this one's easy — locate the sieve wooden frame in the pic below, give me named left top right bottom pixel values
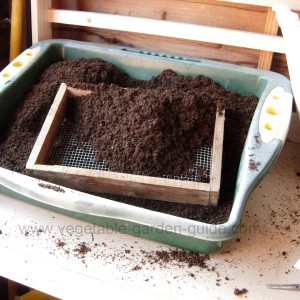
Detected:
left=26, top=83, right=225, bottom=206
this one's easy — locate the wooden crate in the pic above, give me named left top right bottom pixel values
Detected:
left=26, top=83, right=225, bottom=206
left=31, top=0, right=300, bottom=78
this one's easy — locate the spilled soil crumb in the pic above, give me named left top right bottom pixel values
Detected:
left=73, top=242, right=91, bottom=259
left=56, top=240, right=66, bottom=248
left=234, top=288, right=248, bottom=295
left=131, top=265, right=142, bottom=271
left=55, top=239, right=210, bottom=272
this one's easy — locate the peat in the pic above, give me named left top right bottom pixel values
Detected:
left=66, top=75, right=222, bottom=178
left=0, top=58, right=258, bottom=224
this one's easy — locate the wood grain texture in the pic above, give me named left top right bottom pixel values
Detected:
left=31, top=0, right=52, bottom=43
left=52, top=25, right=260, bottom=68
left=52, top=0, right=268, bottom=32
left=26, top=83, right=68, bottom=167
left=218, top=0, right=300, bottom=10
left=257, top=8, right=279, bottom=70
left=48, top=9, right=285, bottom=53
left=29, top=164, right=213, bottom=205
left=50, top=0, right=268, bottom=68
left=46, top=1, right=299, bottom=75
left=209, top=110, right=225, bottom=205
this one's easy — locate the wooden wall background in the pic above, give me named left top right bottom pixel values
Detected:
left=50, top=0, right=300, bottom=78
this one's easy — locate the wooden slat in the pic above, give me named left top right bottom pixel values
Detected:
left=26, top=84, right=93, bottom=168
left=52, top=25, right=260, bottom=68
left=33, top=1, right=300, bottom=77
left=29, top=164, right=212, bottom=205
left=52, top=0, right=268, bottom=32
left=218, top=0, right=300, bottom=10
left=31, top=0, right=52, bottom=43
left=26, top=83, right=68, bottom=167
left=209, top=111, right=225, bottom=205
left=257, top=8, right=279, bottom=70
left=50, top=0, right=267, bottom=68
left=275, top=5, right=300, bottom=124
left=48, top=9, right=286, bottom=53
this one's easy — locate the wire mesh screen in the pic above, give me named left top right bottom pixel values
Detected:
left=48, top=120, right=109, bottom=171
left=47, top=119, right=212, bottom=182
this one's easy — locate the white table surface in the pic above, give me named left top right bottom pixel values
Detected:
left=0, top=141, right=299, bottom=300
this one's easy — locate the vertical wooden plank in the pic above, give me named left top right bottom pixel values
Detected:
left=26, top=83, right=68, bottom=167
left=257, top=8, right=279, bottom=70
left=31, top=0, right=52, bottom=44
left=209, top=110, right=225, bottom=206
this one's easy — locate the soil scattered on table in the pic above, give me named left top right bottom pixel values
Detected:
left=131, top=265, right=142, bottom=271
left=141, top=249, right=209, bottom=268
left=54, top=237, right=210, bottom=271
left=234, top=288, right=248, bottom=295
left=0, top=58, right=258, bottom=224
left=56, top=240, right=66, bottom=248
left=73, top=241, right=91, bottom=259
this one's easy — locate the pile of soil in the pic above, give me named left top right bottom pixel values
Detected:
left=0, top=58, right=258, bottom=224
left=67, top=73, right=223, bottom=177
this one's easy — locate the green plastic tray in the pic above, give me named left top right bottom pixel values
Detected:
left=0, top=40, right=293, bottom=253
